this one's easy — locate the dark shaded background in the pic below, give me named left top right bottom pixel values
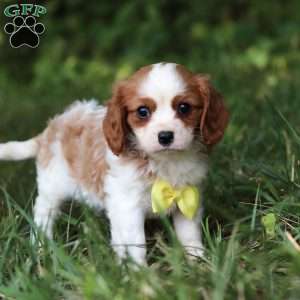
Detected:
left=1, top=1, right=299, bottom=97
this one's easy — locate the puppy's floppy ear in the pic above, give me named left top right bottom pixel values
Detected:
left=195, top=75, right=229, bottom=146
left=103, top=83, right=128, bottom=156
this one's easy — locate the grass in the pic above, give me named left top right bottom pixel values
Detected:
left=0, top=56, right=300, bottom=299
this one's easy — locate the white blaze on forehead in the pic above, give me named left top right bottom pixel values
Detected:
left=138, top=63, right=186, bottom=102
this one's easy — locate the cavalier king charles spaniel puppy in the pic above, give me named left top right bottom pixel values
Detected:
left=0, top=62, right=229, bottom=265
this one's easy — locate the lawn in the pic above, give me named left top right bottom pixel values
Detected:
left=0, top=2, right=300, bottom=299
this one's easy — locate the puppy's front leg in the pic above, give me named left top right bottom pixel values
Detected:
left=173, top=210, right=204, bottom=259
left=106, top=193, right=146, bottom=265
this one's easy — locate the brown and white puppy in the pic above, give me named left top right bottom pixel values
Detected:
left=0, top=63, right=229, bottom=265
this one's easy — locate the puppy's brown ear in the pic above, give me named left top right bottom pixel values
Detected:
left=103, top=83, right=128, bottom=156
left=195, top=76, right=229, bottom=146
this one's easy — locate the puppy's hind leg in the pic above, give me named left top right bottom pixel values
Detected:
left=32, top=153, right=76, bottom=242
left=32, top=193, right=63, bottom=240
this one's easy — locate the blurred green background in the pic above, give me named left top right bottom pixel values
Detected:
left=1, top=0, right=299, bottom=101
left=0, top=1, right=300, bottom=299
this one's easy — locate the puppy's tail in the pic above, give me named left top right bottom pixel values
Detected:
left=0, top=138, right=39, bottom=161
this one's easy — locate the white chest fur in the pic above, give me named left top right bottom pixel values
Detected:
left=148, top=149, right=208, bottom=187
left=103, top=148, right=208, bottom=215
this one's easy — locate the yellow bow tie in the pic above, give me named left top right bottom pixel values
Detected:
left=151, top=179, right=200, bottom=219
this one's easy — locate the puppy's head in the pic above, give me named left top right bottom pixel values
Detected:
left=103, top=63, right=229, bottom=156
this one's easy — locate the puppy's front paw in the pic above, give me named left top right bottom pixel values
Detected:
left=184, top=245, right=204, bottom=260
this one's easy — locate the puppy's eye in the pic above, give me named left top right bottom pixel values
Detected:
left=177, top=102, right=191, bottom=115
left=137, top=106, right=151, bottom=119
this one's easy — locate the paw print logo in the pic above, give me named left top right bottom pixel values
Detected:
left=4, top=16, right=45, bottom=48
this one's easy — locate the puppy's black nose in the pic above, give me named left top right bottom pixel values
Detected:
left=158, top=131, right=174, bottom=146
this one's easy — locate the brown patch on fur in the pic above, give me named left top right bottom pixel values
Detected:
left=176, top=64, right=229, bottom=146
left=103, top=65, right=153, bottom=156
left=195, top=76, right=229, bottom=146
left=102, top=91, right=127, bottom=157
left=172, top=93, right=203, bottom=128
left=127, top=97, right=156, bottom=128
left=126, top=97, right=157, bottom=113
left=37, top=123, right=58, bottom=167
left=38, top=104, right=108, bottom=197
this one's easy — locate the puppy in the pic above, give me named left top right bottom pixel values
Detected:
left=0, top=63, right=229, bottom=265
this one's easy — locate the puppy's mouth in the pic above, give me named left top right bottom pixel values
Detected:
left=156, top=148, right=178, bottom=153
left=153, top=145, right=188, bottom=153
